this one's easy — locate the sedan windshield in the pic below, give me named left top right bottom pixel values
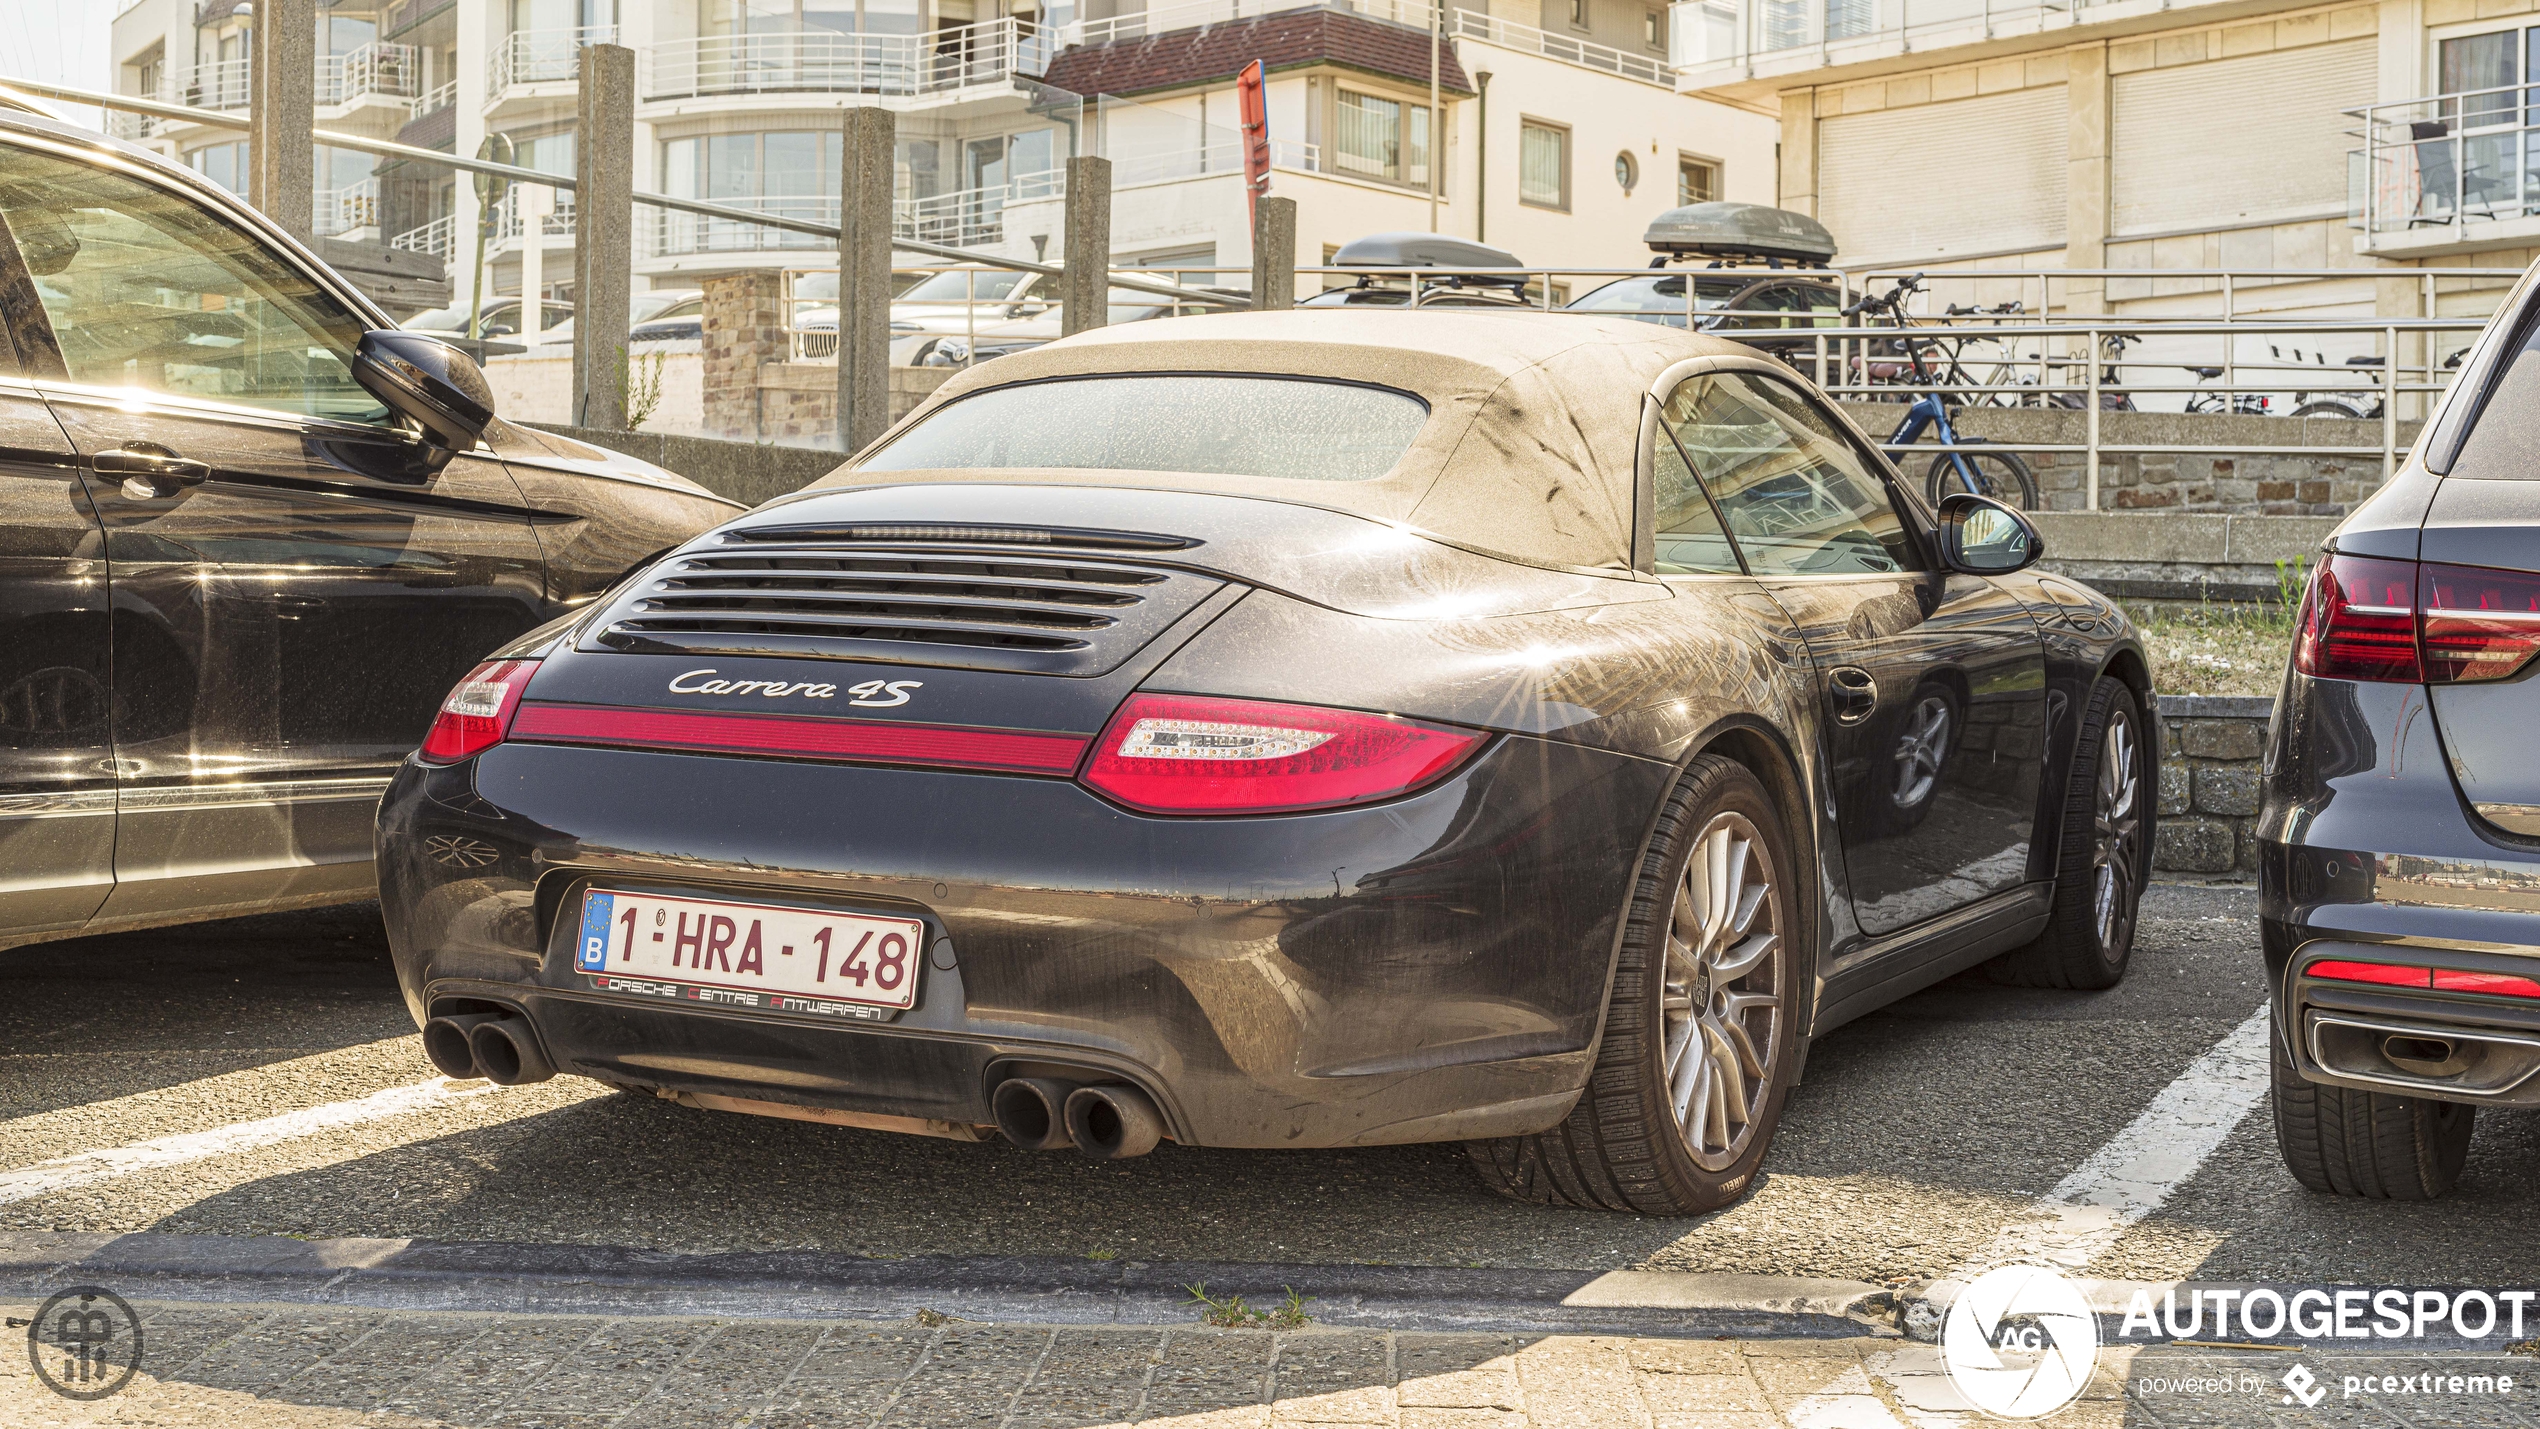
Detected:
left=857, top=375, right=1429, bottom=482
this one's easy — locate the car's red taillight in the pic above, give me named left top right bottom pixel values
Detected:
left=2306, top=958, right=2540, bottom=999
left=418, top=659, right=538, bottom=763
left=2293, top=554, right=2540, bottom=685
left=2294, top=554, right=2421, bottom=682
left=2420, top=561, right=2540, bottom=684
left=1078, top=693, right=1485, bottom=815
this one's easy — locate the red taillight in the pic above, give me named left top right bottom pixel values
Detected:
left=2307, top=958, right=2540, bottom=999
left=2420, top=562, right=2540, bottom=684
left=2431, top=969, right=2540, bottom=998
left=508, top=703, right=1088, bottom=775
left=1079, top=693, right=1485, bottom=815
left=2295, top=554, right=2421, bottom=682
left=418, top=660, right=538, bottom=763
left=2293, top=554, right=2540, bottom=686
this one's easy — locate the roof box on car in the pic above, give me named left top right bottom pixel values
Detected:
left=1330, top=231, right=1527, bottom=273
left=1643, top=202, right=1838, bottom=265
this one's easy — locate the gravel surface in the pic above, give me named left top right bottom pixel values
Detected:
left=5, top=884, right=2536, bottom=1290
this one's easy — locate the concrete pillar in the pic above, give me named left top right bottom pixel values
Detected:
left=1776, top=88, right=1816, bottom=217
left=572, top=44, right=636, bottom=431
left=1060, top=156, right=1112, bottom=336
left=837, top=105, right=896, bottom=454
left=1250, top=196, right=1296, bottom=310
left=251, top=0, right=315, bottom=239
left=701, top=271, right=786, bottom=442
left=2065, top=41, right=2110, bottom=316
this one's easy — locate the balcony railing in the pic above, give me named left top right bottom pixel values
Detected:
left=391, top=213, right=456, bottom=257
left=1064, top=0, right=1434, bottom=48
left=492, top=190, right=578, bottom=247
left=896, top=168, right=1065, bottom=246
left=1446, top=10, right=1673, bottom=86
left=315, top=178, right=382, bottom=237
left=2348, top=87, right=2540, bottom=238
left=166, top=58, right=254, bottom=112
left=319, top=42, right=421, bottom=106
left=641, top=19, right=1053, bottom=101
left=489, top=24, right=617, bottom=100
left=651, top=195, right=839, bottom=257
left=413, top=78, right=458, bottom=118
left=1670, top=0, right=2111, bottom=77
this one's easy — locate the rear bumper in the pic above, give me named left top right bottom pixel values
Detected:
left=2258, top=672, right=2540, bottom=1105
left=377, top=733, right=1668, bottom=1147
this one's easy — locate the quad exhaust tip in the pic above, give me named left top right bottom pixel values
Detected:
left=422, top=1012, right=556, bottom=1086
left=991, top=1077, right=1079, bottom=1151
left=1064, top=1084, right=1164, bottom=1160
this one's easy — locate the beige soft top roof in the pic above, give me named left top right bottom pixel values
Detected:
left=840, top=309, right=1753, bottom=573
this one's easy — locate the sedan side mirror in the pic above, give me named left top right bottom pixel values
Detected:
left=352, top=330, right=496, bottom=461
left=1937, top=492, right=2043, bottom=574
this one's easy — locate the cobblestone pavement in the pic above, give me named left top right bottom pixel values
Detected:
left=6, top=1301, right=2536, bottom=1429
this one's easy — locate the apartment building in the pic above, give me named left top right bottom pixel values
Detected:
left=1668, top=0, right=2535, bottom=322
left=107, top=0, right=1773, bottom=313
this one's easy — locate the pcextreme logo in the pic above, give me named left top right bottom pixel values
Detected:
left=1941, top=1265, right=2103, bottom=1419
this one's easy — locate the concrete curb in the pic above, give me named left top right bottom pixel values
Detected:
left=0, top=1232, right=1897, bottom=1340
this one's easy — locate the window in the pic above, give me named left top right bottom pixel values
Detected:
left=1614, top=150, right=1638, bottom=194
left=860, top=375, right=1429, bottom=482
left=1659, top=372, right=1920, bottom=576
left=2433, top=28, right=2540, bottom=216
left=661, top=130, right=840, bottom=217
left=1519, top=120, right=1569, bottom=210
left=1333, top=90, right=1430, bottom=188
left=1652, top=429, right=1742, bottom=574
left=1568, top=0, right=1588, bottom=28
left=0, top=142, right=389, bottom=425
left=1678, top=155, right=1720, bottom=206
left=187, top=140, right=249, bottom=195
left=1645, top=9, right=1662, bottom=47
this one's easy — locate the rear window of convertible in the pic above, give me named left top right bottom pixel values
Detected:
left=855, top=374, right=1429, bottom=482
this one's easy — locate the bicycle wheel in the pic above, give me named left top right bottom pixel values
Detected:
left=1927, top=439, right=2039, bottom=510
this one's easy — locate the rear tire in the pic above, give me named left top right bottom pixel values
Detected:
left=1925, top=441, right=2039, bottom=510
left=1988, top=677, right=2149, bottom=989
left=1466, top=755, right=1798, bottom=1216
left=2271, top=1011, right=2472, bottom=1199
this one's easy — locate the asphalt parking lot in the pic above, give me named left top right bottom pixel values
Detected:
left=6, top=881, right=2540, bottom=1290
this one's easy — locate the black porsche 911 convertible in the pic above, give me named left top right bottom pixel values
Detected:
left=377, top=310, right=2154, bottom=1216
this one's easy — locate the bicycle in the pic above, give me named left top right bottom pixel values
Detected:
left=2183, top=365, right=2271, bottom=415
left=1844, top=276, right=2041, bottom=510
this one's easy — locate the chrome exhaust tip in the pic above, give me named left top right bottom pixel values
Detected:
left=991, top=1078, right=1079, bottom=1151
left=1064, top=1084, right=1164, bottom=1160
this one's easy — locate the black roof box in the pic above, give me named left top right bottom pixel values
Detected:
left=1643, top=202, right=1838, bottom=264
left=1330, top=231, right=1526, bottom=271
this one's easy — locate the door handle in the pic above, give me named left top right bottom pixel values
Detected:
left=1828, top=666, right=1879, bottom=725
left=94, top=442, right=211, bottom=499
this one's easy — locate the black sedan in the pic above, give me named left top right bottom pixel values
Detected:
left=377, top=310, right=2155, bottom=1215
left=2261, top=260, right=2540, bottom=1200
left=0, top=110, right=737, bottom=954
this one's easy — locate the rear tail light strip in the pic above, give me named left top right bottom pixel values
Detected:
left=2296, top=553, right=2540, bottom=685
left=509, top=703, right=1090, bottom=776
left=2307, top=957, right=2540, bottom=1000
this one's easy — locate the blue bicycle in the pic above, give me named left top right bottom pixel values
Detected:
left=1846, top=276, right=2041, bottom=510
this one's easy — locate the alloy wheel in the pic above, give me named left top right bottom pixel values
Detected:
left=1660, top=813, right=1782, bottom=1171
left=2092, top=711, right=2143, bottom=952
left=1891, top=695, right=1951, bottom=808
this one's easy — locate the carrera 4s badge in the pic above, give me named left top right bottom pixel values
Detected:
left=667, top=669, right=922, bottom=707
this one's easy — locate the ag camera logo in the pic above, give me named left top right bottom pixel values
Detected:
left=1942, top=1265, right=2102, bottom=1419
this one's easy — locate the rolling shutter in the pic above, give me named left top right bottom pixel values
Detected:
left=2111, top=40, right=2375, bottom=234
left=1818, top=85, right=2068, bottom=264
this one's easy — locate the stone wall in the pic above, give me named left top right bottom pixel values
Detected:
left=2032, top=511, right=2334, bottom=602
left=1837, top=403, right=2418, bottom=517
left=2152, top=694, right=2271, bottom=878
left=700, top=272, right=790, bottom=441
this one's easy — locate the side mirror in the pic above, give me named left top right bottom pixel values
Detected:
left=1938, top=492, right=2043, bottom=574
left=353, top=330, right=495, bottom=458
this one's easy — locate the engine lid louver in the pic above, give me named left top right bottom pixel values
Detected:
left=584, top=544, right=1226, bottom=676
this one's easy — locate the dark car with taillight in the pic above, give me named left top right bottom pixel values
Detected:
left=2263, top=260, right=2540, bottom=1200
left=378, top=309, right=2155, bottom=1215
left=0, top=111, right=737, bottom=957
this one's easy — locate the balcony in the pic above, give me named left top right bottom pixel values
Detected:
left=489, top=24, right=617, bottom=102
left=413, top=78, right=458, bottom=119
left=649, top=196, right=837, bottom=257
left=165, top=58, right=254, bottom=113
left=640, top=19, right=1053, bottom=103
left=1445, top=9, right=1673, bottom=87
left=316, top=179, right=382, bottom=238
left=319, top=42, right=421, bottom=107
left=2348, top=88, right=2540, bottom=257
left=1668, top=0, right=2250, bottom=92
left=392, top=213, right=457, bottom=258
left=491, top=190, right=578, bottom=251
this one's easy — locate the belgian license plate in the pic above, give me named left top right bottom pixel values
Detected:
left=572, top=889, right=924, bottom=1021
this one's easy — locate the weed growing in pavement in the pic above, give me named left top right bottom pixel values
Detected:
left=2128, top=574, right=2304, bottom=698
left=1185, top=1283, right=1312, bottom=1330
left=1085, top=1249, right=1117, bottom=1261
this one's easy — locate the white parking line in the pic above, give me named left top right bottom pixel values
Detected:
left=0, top=1078, right=504, bottom=1207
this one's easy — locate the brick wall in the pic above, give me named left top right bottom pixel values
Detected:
left=701, top=271, right=789, bottom=441
left=2152, top=694, right=2271, bottom=877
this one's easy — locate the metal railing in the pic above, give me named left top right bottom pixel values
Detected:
left=1060, top=0, right=1437, bottom=47
left=1449, top=9, right=1674, bottom=86
left=391, top=213, right=457, bottom=257
left=318, top=42, right=420, bottom=106
left=896, top=169, right=1064, bottom=246
left=2347, top=86, right=2540, bottom=237
left=412, top=78, right=458, bottom=118
left=1669, top=0, right=2133, bottom=77
left=314, top=178, right=381, bottom=237
left=489, top=24, right=617, bottom=99
left=784, top=264, right=1237, bottom=365
left=641, top=19, right=1053, bottom=101
left=168, top=59, right=254, bottom=111
left=652, top=196, right=838, bottom=256
left=491, top=190, right=577, bottom=248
